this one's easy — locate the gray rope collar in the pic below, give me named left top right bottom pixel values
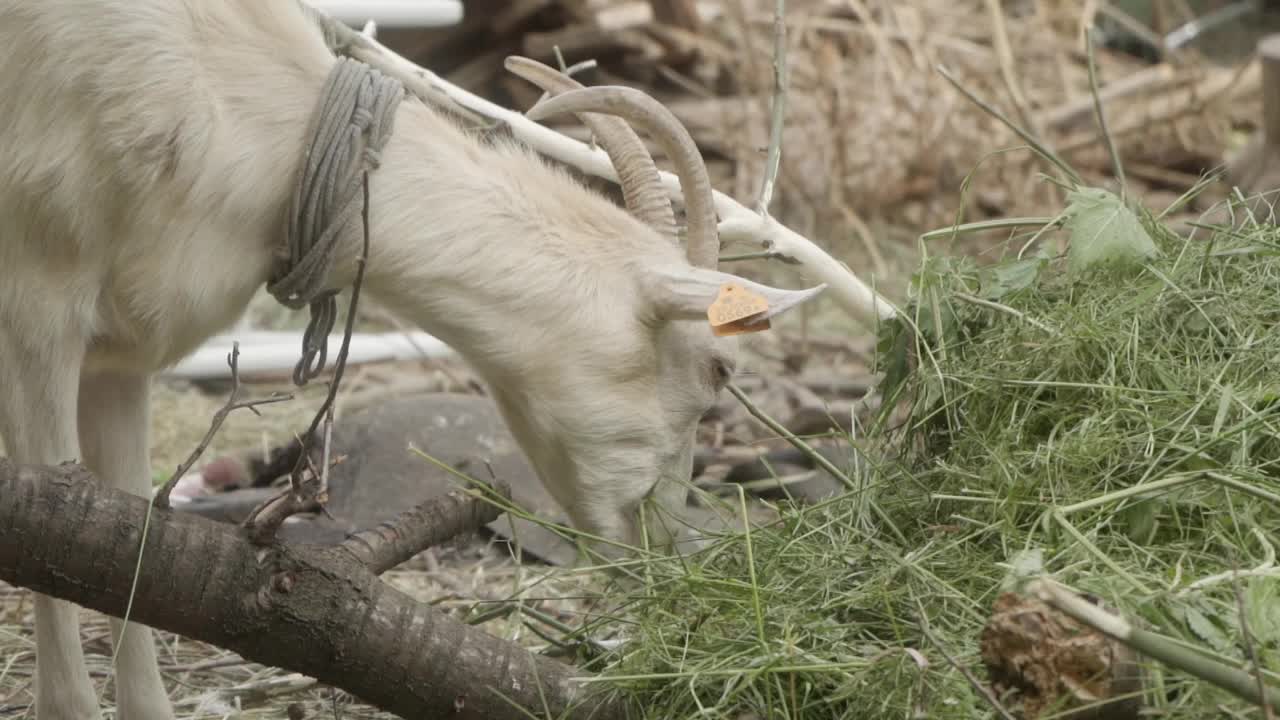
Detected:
left=269, top=55, right=404, bottom=385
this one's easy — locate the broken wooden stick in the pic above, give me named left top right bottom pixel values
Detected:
left=339, top=486, right=507, bottom=574
left=153, top=342, right=292, bottom=510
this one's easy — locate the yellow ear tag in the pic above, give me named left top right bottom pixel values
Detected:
left=707, top=282, right=771, bottom=337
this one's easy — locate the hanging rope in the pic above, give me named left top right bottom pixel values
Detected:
left=269, top=55, right=404, bottom=385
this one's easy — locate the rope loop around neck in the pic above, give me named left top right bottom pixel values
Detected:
left=269, top=55, right=404, bottom=385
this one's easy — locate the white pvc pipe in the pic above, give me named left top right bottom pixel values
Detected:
left=306, top=0, right=463, bottom=28
left=162, top=331, right=455, bottom=380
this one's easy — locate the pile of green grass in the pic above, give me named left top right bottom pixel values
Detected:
left=567, top=191, right=1280, bottom=719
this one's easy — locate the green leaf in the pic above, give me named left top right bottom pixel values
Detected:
left=979, top=257, right=1047, bottom=300
left=1064, top=187, right=1159, bottom=275
left=1245, top=576, right=1280, bottom=645
left=873, top=316, right=914, bottom=420
left=1120, top=500, right=1159, bottom=545
left=1183, top=605, right=1231, bottom=652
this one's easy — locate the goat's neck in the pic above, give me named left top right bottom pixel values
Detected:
left=349, top=100, right=658, bottom=382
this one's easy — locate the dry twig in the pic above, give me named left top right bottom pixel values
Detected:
left=153, top=343, right=292, bottom=510
left=985, top=0, right=1041, bottom=139
left=1086, top=28, right=1125, bottom=194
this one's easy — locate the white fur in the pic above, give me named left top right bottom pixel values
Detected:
left=0, top=2, right=820, bottom=717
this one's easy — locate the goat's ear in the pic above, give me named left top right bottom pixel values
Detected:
left=639, top=264, right=826, bottom=329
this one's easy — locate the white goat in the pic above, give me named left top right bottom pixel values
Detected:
left=0, top=1, right=824, bottom=718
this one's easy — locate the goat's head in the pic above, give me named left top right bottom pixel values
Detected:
left=477, top=58, right=824, bottom=555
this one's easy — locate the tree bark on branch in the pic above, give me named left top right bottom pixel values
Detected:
left=0, top=459, right=621, bottom=720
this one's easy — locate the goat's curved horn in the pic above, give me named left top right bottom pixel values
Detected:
left=524, top=86, right=719, bottom=270
left=505, top=57, right=677, bottom=240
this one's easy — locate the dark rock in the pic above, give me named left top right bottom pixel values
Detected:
left=177, top=393, right=580, bottom=564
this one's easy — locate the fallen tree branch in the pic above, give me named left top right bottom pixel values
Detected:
left=306, top=3, right=895, bottom=326
left=0, top=459, right=620, bottom=720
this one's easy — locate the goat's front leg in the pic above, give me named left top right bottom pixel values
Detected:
left=0, top=333, right=102, bottom=720
left=78, top=372, right=175, bottom=720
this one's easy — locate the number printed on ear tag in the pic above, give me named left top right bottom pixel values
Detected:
left=707, top=283, right=771, bottom=337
